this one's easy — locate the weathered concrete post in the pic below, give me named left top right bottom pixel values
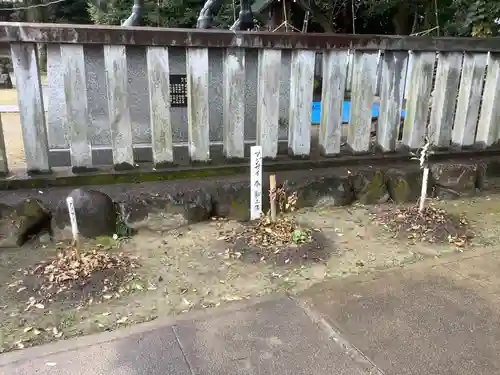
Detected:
left=197, top=0, right=254, bottom=31
left=122, top=0, right=144, bottom=27
left=229, top=0, right=254, bottom=31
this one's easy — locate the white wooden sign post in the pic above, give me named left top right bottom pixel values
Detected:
left=250, top=145, right=263, bottom=220
left=66, top=196, right=80, bottom=247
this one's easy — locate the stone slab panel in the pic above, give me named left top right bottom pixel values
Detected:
left=174, top=297, right=372, bottom=375
left=0, top=326, right=191, bottom=375
left=299, top=265, right=500, bottom=375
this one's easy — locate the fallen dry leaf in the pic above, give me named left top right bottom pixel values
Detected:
left=52, top=327, right=63, bottom=338
left=7, top=280, right=22, bottom=288
left=224, top=295, right=243, bottom=302
left=376, top=204, right=472, bottom=246
left=21, top=247, right=140, bottom=305
left=223, top=215, right=313, bottom=265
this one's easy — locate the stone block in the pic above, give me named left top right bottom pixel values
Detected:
left=0, top=199, right=52, bottom=248
left=55, top=188, right=117, bottom=238
left=211, top=179, right=274, bottom=221
left=351, top=169, right=389, bottom=205
left=475, top=159, right=500, bottom=191
left=385, top=166, right=425, bottom=203
left=283, top=175, right=354, bottom=209
left=430, top=162, right=479, bottom=199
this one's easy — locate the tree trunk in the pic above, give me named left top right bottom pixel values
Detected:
left=392, top=5, right=411, bottom=35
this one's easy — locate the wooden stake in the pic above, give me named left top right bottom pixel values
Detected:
left=419, top=166, right=429, bottom=213
left=269, top=174, right=277, bottom=222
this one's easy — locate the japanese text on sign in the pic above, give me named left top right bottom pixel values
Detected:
left=169, top=74, right=188, bottom=107
left=250, top=146, right=263, bottom=220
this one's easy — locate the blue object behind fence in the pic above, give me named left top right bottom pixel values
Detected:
left=311, top=101, right=406, bottom=124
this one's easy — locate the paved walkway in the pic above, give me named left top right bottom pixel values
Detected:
left=0, top=94, right=48, bottom=113
left=0, top=105, right=21, bottom=113
left=0, top=83, right=48, bottom=113
left=1, top=249, right=500, bottom=375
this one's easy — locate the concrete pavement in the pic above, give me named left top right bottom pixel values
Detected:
left=0, top=296, right=375, bottom=375
left=300, top=253, right=500, bottom=375
left=2, top=249, right=500, bottom=374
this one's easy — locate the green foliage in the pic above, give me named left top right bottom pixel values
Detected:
left=446, top=0, right=500, bottom=36
left=291, top=228, right=311, bottom=244
left=115, top=218, right=136, bottom=238
left=52, top=0, right=92, bottom=24
left=15, top=0, right=500, bottom=37
left=87, top=0, right=135, bottom=25
left=87, top=0, right=237, bottom=28
left=360, top=0, right=500, bottom=36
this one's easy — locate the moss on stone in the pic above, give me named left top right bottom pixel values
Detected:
left=230, top=198, right=251, bottom=221
left=0, top=151, right=436, bottom=192
left=18, top=199, right=47, bottom=218
left=94, top=236, right=119, bottom=247
left=0, top=199, right=53, bottom=247
left=391, top=177, right=411, bottom=203
left=358, top=171, right=388, bottom=205
left=0, top=165, right=249, bottom=191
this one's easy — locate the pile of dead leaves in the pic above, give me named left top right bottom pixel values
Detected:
left=22, top=245, right=140, bottom=304
left=221, top=216, right=328, bottom=265
left=376, top=204, right=472, bottom=246
left=239, top=216, right=311, bottom=249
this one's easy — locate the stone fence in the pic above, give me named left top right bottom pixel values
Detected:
left=0, top=22, right=499, bottom=182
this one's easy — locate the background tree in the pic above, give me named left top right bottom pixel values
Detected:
left=52, top=0, right=91, bottom=24
left=8, top=0, right=500, bottom=37
left=445, top=0, right=500, bottom=36
left=87, top=0, right=236, bottom=28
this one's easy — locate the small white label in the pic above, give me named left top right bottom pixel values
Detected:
left=66, top=197, right=79, bottom=240
left=250, top=145, right=263, bottom=220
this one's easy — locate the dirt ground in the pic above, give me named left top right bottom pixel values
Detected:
left=0, top=77, right=48, bottom=170
left=0, top=88, right=26, bottom=170
left=0, top=194, right=499, bottom=353
left=0, top=87, right=19, bottom=106
left=3, top=113, right=25, bottom=170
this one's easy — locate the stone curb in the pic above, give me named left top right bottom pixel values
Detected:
left=1, top=150, right=500, bottom=191
left=116, top=158, right=494, bottom=224
left=0, top=158, right=496, bottom=245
